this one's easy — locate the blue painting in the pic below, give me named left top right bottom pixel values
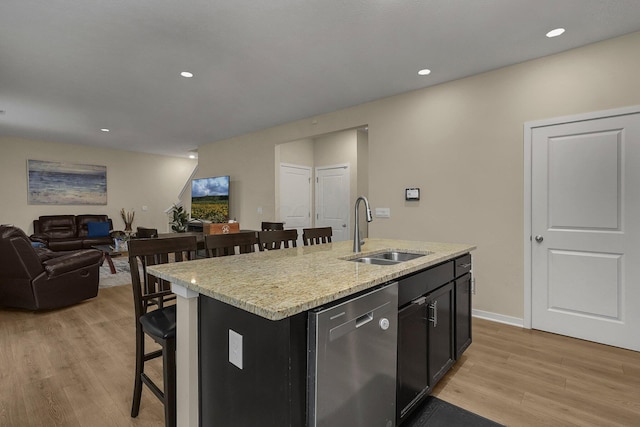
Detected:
left=27, top=160, right=107, bottom=205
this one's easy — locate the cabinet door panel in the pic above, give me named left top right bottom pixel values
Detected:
left=397, top=300, right=428, bottom=420
left=455, top=273, right=472, bottom=358
left=427, top=282, right=454, bottom=388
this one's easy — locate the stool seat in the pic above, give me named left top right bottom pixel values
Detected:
left=140, top=305, right=176, bottom=340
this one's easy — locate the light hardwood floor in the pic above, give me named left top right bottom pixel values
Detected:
left=433, top=318, right=640, bottom=426
left=1, top=284, right=639, bottom=426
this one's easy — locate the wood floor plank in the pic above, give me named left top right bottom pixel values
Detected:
left=22, top=377, right=82, bottom=427
left=434, top=318, right=640, bottom=427
left=1, top=287, right=639, bottom=426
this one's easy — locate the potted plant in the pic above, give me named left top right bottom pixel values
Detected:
left=170, top=204, right=189, bottom=233
left=120, top=208, right=135, bottom=233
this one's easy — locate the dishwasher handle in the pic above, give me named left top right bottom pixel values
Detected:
left=355, top=312, right=373, bottom=328
left=329, top=301, right=392, bottom=341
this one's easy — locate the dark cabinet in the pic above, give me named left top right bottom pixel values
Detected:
left=455, top=272, right=472, bottom=358
left=396, top=281, right=455, bottom=422
left=426, top=282, right=455, bottom=387
left=396, top=254, right=472, bottom=425
left=397, top=298, right=428, bottom=420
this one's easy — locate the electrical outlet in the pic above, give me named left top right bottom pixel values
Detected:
left=229, top=329, right=243, bottom=369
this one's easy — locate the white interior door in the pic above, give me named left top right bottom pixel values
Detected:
left=530, top=111, right=640, bottom=351
left=280, top=164, right=311, bottom=245
left=315, top=165, right=350, bottom=242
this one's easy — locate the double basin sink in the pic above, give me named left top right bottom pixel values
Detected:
left=348, top=250, right=431, bottom=266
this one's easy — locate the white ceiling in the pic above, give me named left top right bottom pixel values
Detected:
left=1, top=1, right=640, bottom=158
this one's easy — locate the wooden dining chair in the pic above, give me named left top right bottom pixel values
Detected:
left=135, top=226, right=158, bottom=238
left=257, top=229, right=298, bottom=251
left=261, top=221, right=284, bottom=231
left=302, top=227, right=333, bottom=246
left=204, top=232, right=258, bottom=257
left=127, top=235, right=198, bottom=427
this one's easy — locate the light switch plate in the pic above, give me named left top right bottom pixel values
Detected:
left=229, top=329, right=243, bottom=369
left=375, top=208, right=391, bottom=218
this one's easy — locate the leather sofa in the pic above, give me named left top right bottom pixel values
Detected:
left=31, top=214, right=115, bottom=251
left=0, top=225, right=103, bottom=310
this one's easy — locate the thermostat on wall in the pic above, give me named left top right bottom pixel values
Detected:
left=405, top=188, right=420, bottom=201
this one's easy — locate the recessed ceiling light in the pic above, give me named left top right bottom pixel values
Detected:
left=546, top=28, right=565, bottom=38
left=180, top=71, right=194, bottom=78
left=418, top=68, right=431, bottom=76
left=189, top=154, right=196, bottom=159
left=100, top=128, right=110, bottom=132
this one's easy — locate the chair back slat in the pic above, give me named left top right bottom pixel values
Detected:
left=302, top=227, right=333, bottom=246
left=257, top=229, right=298, bottom=251
left=204, top=232, right=258, bottom=257
left=128, top=236, right=198, bottom=319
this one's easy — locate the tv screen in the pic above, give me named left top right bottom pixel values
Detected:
left=191, top=175, right=230, bottom=222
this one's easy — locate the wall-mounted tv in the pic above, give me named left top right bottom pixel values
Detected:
left=191, top=175, right=230, bottom=222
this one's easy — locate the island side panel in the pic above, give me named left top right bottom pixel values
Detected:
left=199, top=295, right=307, bottom=426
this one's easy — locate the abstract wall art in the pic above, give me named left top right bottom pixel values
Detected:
left=27, top=160, right=107, bottom=205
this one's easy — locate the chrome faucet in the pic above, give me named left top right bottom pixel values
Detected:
left=353, top=196, right=373, bottom=252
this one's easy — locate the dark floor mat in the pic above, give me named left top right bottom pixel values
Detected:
left=403, top=396, right=504, bottom=427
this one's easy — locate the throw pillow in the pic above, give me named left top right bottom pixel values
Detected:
left=87, top=221, right=110, bottom=237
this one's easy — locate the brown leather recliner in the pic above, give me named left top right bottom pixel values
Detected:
left=0, top=225, right=103, bottom=310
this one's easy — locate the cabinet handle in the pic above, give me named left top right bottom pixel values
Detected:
left=458, top=262, right=471, bottom=269
left=428, top=300, right=438, bottom=327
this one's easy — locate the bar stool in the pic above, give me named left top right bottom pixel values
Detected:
left=302, top=227, right=333, bottom=246
left=204, top=231, right=259, bottom=257
left=128, top=236, right=198, bottom=427
left=257, top=229, right=298, bottom=251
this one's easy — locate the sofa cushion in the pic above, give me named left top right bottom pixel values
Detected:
left=38, top=215, right=76, bottom=239
left=87, top=221, right=110, bottom=237
left=76, top=215, right=110, bottom=237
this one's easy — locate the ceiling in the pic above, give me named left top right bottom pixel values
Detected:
left=2, top=1, right=640, bottom=158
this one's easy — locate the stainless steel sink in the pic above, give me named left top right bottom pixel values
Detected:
left=372, top=251, right=429, bottom=262
left=348, top=251, right=431, bottom=265
left=351, top=257, right=402, bottom=266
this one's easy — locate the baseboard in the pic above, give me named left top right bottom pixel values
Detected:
left=472, top=309, right=524, bottom=328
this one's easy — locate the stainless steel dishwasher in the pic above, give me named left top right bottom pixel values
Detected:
left=308, top=282, right=398, bottom=427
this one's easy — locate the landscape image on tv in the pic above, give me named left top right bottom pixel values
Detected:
left=191, top=176, right=230, bottom=223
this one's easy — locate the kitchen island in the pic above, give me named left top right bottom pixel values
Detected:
left=148, top=238, right=475, bottom=427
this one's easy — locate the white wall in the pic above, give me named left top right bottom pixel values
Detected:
left=278, top=138, right=314, bottom=167
left=194, top=31, right=640, bottom=320
left=1, top=136, right=197, bottom=233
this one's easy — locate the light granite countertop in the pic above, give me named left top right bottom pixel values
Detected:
left=147, top=238, right=475, bottom=321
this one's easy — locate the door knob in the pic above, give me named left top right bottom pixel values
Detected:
left=535, top=235, right=544, bottom=243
